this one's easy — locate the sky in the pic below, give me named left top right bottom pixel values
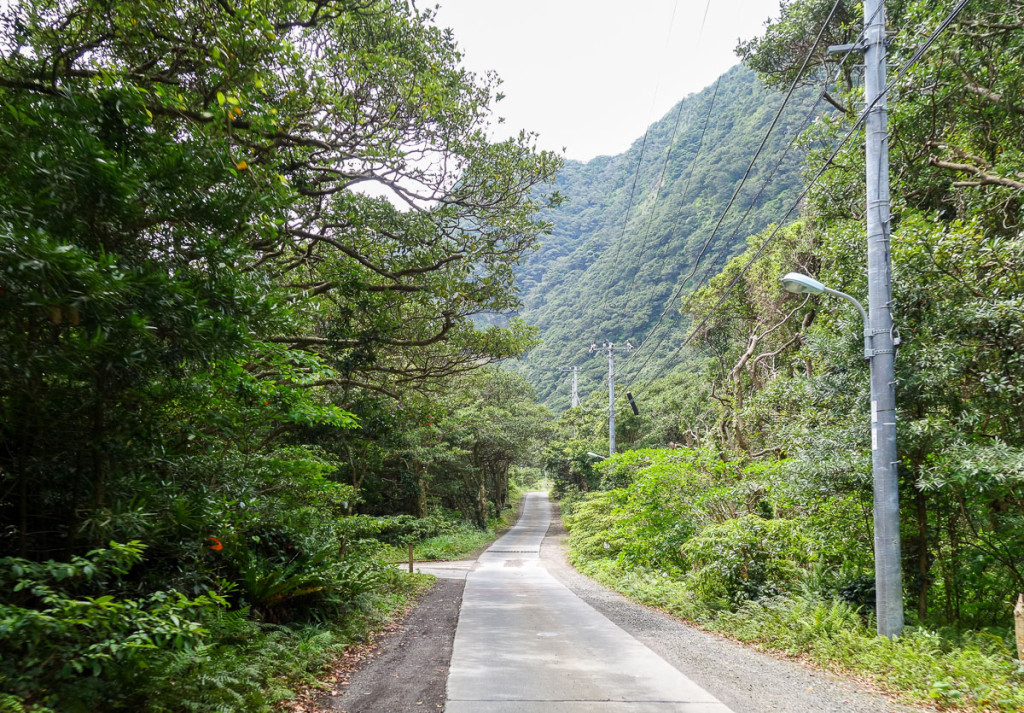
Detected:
left=431, top=0, right=784, bottom=162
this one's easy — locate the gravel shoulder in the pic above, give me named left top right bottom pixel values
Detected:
left=317, top=578, right=463, bottom=713
left=540, top=501, right=928, bottom=713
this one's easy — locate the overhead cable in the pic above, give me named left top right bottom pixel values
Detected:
left=629, top=0, right=973, bottom=396
left=627, top=77, right=721, bottom=292
left=624, top=0, right=846, bottom=380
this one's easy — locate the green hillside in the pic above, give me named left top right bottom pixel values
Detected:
left=519, top=65, right=827, bottom=405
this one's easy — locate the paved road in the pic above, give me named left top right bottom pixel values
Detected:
left=445, top=492, right=734, bottom=713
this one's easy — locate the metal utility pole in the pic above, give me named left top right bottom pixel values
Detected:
left=590, top=341, right=632, bottom=455
left=557, top=366, right=581, bottom=410
left=831, top=0, right=903, bottom=638
left=864, top=0, right=903, bottom=640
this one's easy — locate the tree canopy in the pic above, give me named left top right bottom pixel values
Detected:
left=0, top=3, right=559, bottom=707
left=1, top=0, right=561, bottom=558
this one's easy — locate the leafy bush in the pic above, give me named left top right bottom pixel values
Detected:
left=682, top=515, right=812, bottom=605
left=232, top=547, right=385, bottom=623
left=339, top=513, right=459, bottom=547
left=0, top=542, right=225, bottom=712
left=384, top=497, right=526, bottom=563
left=564, top=490, right=630, bottom=561
left=0, top=540, right=429, bottom=712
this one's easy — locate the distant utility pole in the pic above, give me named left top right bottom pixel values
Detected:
left=830, top=0, right=903, bottom=639
left=569, top=366, right=580, bottom=408
left=589, top=341, right=632, bottom=455
left=558, top=366, right=581, bottom=409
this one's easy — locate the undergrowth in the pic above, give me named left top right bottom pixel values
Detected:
left=0, top=547, right=431, bottom=713
left=571, top=546, right=1024, bottom=712
left=560, top=448, right=1024, bottom=712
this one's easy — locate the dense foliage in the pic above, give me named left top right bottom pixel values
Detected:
left=0, top=0, right=556, bottom=708
left=696, top=0, right=1024, bottom=630
left=549, top=0, right=1024, bottom=709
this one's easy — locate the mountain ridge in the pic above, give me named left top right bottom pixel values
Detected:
left=515, top=64, right=828, bottom=406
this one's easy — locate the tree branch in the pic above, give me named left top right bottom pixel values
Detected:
left=928, top=156, right=1024, bottom=191
left=311, top=377, right=401, bottom=400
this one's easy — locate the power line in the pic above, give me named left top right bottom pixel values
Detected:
left=697, top=0, right=712, bottom=36
left=677, top=73, right=862, bottom=319
left=626, top=0, right=717, bottom=290
left=627, top=77, right=722, bottom=292
left=607, top=0, right=686, bottom=276
left=625, top=0, right=846, bottom=381
left=609, top=0, right=720, bottom=285
left=672, top=3, right=896, bottom=328
left=609, top=131, right=651, bottom=268
left=624, top=0, right=890, bottom=388
left=630, top=0, right=972, bottom=397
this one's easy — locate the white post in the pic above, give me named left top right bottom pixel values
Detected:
left=608, top=344, right=615, bottom=455
left=1014, top=593, right=1023, bottom=660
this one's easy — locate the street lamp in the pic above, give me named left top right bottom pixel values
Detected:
left=781, top=271, right=904, bottom=638
left=586, top=452, right=606, bottom=461
left=780, top=273, right=871, bottom=360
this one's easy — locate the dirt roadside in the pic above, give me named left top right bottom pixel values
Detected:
left=315, top=578, right=464, bottom=713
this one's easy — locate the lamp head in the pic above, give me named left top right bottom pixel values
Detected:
left=780, top=272, right=826, bottom=295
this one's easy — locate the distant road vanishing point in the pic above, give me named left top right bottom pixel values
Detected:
left=445, top=492, right=734, bottom=713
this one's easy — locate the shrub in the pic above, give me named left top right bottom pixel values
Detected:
left=682, top=515, right=812, bottom=604
left=0, top=542, right=225, bottom=711
left=563, top=491, right=630, bottom=562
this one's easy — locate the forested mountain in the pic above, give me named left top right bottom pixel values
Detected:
left=519, top=65, right=830, bottom=405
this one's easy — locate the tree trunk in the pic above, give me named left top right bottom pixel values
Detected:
left=416, top=477, right=428, bottom=518
left=1015, top=593, right=1024, bottom=661
left=916, top=490, right=929, bottom=620
left=475, top=481, right=488, bottom=529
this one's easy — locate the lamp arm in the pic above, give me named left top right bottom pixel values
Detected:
left=822, top=286, right=872, bottom=360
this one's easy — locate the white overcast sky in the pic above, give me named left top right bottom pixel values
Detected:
left=431, top=0, right=783, bottom=161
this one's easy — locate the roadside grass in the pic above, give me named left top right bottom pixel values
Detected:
left=383, top=490, right=527, bottom=564
left=572, top=557, right=1024, bottom=712
left=173, top=570, right=434, bottom=713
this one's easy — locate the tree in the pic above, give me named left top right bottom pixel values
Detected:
left=0, top=0, right=559, bottom=554
left=731, top=0, right=1024, bottom=627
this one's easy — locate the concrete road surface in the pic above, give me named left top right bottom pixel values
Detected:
left=446, top=492, right=734, bottom=712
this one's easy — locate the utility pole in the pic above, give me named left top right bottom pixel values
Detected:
left=589, top=341, right=632, bottom=455
left=864, top=0, right=903, bottom=640
left=831, top=0, right=904, bottom=638
left=558, top=366, right=582, bottom=410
